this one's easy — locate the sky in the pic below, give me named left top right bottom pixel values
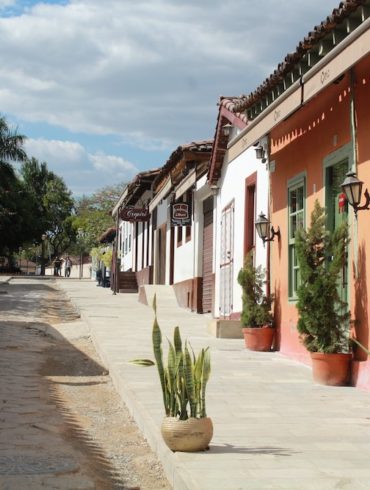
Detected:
left=0, top=0, right=342, bottom=196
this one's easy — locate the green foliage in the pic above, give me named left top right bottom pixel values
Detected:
left=145, top=295, right=211, bottom=420
left=0, top=116, right=28, bottom=256
left=237, top=252, right=273, bottom=327
left=20, top=157, right=74, bottom=257
left=72, top=182, right=126, bottom=251
left=295, top=200, right=350, bottom=353
left=101, top=249, right=112, bottom=269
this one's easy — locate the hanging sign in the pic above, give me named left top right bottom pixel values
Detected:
left=120, top=207, right=150, bottom=222
left=338, top=193, right=347, bottom=213
left=171, top=202, right=191, bottom=226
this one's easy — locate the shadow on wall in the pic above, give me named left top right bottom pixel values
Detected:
left=273, top=282, right=281, bottom=352
left=353, top=243, right=369, bottom=363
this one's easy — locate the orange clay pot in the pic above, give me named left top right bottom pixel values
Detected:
left=310, top=352, right=352, bottom=386
left=242, top=326, right=274, bottom=351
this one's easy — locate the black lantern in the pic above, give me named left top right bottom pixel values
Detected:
left=255, top=145, right=265, bottom=160
left=255, top=212, right=280, bottom=244
left=222, top=123, right=233, bottom=137
left=341, top=171, right=370, bottom=217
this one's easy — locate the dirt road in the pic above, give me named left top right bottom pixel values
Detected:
left=0, top=277, right=171, bottom=490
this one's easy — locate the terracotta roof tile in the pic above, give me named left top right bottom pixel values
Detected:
left=153, top=140, right=213, bottom=190
left=207, top=96, right=248, bottom=184
left=234, top=0, right=367, bottom=113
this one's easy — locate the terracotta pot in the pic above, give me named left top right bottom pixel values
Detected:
left=310, top=352, right=352, bottom=386
left=242, top=326, right=274, bottom=351
left=161, top=417, right=213, bottom=452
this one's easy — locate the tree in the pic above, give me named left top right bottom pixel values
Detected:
left=72, top=182, right=126, bottom=251
left=20, top=157, right=75, bottom=257
left=295, top=200, right=350, bottom=353
left=0, top=116, right=28, bottom=260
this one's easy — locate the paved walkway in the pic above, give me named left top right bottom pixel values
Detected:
left=56, top=279, right=370, bottom=490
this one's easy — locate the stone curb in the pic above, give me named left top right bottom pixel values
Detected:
left=57, top=283, right=201, bottom=490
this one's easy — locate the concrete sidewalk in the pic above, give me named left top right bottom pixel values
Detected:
left=57, top=279, right=370, bottom=490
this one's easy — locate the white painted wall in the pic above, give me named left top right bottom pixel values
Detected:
left=170, top=177, right=213, bottom=285
left=213, top=142, right=269, bottom=317
left=119, top=220, right=133, bottom=271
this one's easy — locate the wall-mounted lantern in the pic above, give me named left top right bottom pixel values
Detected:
left=222, top=123, right=233, bottom=137
left=341, top=171, right=370, bottom=217
left=255, top=145, right=265, bottom=160
left=255, top=212, right=280, bottom=244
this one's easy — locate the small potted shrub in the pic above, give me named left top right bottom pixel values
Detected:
left=237, top=252, right=274, bottom=351
left=132, top=295, right=212, bottom=452
left=295, top=200, right=351, bottom=386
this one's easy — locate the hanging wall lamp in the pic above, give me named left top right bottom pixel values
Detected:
left=341, top=171, right=370, bottom=217
left=255, top=145, right=265, bottom=160
left=222, top=123, right=233, bottom=137
left=255, top=212, right=280, bottom=244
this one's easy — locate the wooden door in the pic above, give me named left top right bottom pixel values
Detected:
left=202, top=197, right=214, bottom=313
left=220, top=201, right=234, bottom=318
left=157, top=224, right=166, bottom=285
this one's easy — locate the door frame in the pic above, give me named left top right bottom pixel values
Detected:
left=219, top=199, right=235, bottom=318
left=323, top=142, right=353, bottom=308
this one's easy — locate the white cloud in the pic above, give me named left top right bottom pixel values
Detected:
left=0, top=0, right=342, bottom=149
left=89, top=152, right=138, bottom=173
left=25, top=138, right=87, bottom=168
left=24, top=137, right=139, bottom=195
left=0, top=0, right=16, bottom=8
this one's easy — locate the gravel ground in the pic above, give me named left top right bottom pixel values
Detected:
left=0, top=278, right=172, bottom=490
left=42, top=333, right=172, bottom=490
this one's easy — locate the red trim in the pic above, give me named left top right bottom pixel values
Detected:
left=220, top=106, right=247, bottom=130
left=208, top=107, right=247, bottom=184
left=244, top=172, right=257, bottom=258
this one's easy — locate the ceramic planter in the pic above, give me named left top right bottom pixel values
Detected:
left=161, top=416, right=213, bottom=452
left=242, top=326, right=274, bottom=351
left=310, top=352, right=352, bottom=386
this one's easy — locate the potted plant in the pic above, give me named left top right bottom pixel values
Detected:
left=295, top=199, right=351, bottom=386
left=132, top=295, right=212, bottom=452
left=237, top=252, right=274, bottom=351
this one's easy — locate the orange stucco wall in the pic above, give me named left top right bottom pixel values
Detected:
left=269, top=53, right=370, bottom=387
left=350, top=54, right=370, bottom=388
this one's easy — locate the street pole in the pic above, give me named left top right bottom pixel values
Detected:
left=113, top=206, right=121, bottom=295
left=40, top=234, right=47, bottom=276
left=79, top=253, right=83, bottom=279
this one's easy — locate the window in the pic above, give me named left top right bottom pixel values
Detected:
left=288, top=177, right=305, bottom=299
left=185, top=190, right=192, bottom=242
left=177, top=226, right=183, bottom=247
left=244, top=172, right=257, bottom=257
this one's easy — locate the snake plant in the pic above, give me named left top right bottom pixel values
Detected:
left=150, top=294, right=211, bottom=420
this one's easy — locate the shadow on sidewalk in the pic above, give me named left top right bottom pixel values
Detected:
left=210, top=443, right=296, bottom=457
left=0, top=319, right=123, bottom=489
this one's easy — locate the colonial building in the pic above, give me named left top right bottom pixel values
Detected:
left=228, top=0, right=370, bottom=388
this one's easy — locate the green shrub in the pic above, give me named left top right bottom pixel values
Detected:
left=237, top=251, right=273, bottom=327
left=295, top=200, right=350, bottom=353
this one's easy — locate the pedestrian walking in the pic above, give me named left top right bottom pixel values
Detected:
left=54, top=257, right=61, bottom=276
left=65, top=256, right=72, bottom=277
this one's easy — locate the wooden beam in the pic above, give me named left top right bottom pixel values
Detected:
left=345, top=17, right=361, bottom=34
left=332, top=29, right=347, bottom=46
left=307, top=49, right=320, bottom=67
left=361, top=5, right=370, bottom=21
left=318, top=38, right=333, bottom=57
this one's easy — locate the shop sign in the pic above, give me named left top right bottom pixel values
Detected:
left=171, top=202, right=191, bottom=226
left=120, top=207, right=149, bottom=222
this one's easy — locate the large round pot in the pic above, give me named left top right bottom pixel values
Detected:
left=242, top=326, right=274, bottom=351
left=161, top=417, right=213, bottom=452
left=310, top=352, right=352, bottom=386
